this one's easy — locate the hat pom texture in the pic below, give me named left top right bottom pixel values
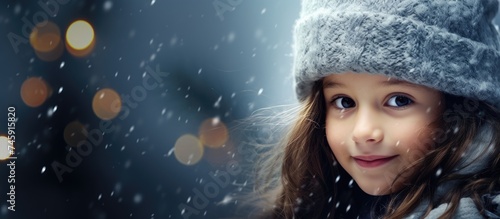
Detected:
left=293, top=0, right=500, bottom=107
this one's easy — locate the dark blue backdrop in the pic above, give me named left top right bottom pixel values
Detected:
left=0, top=1, right=499, bottom=219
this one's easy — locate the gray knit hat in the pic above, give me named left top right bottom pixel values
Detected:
left=293, top=0, right=500, bottom=107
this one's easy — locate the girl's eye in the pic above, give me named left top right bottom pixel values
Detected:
left=387, top=95, right=413, bottom=107
left=333, top=97, right=356, bottom=109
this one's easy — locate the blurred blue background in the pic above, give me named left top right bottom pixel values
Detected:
left=0, top=1, right=499, bottom=219
left=0, top=1, right=300, bottom=218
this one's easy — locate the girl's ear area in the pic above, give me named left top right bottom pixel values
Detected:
left=427, top=92, right=447, bottom=135
left=435, top=91, right=446, bottom=114
left=439, top=92, right=446, bottom=110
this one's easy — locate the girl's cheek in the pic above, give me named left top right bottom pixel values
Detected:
left=417, top=127, right=440, bottom=151
left=405, top=147, right=428, bottom=164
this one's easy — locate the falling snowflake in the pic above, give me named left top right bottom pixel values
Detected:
left=435, top=168, right=442, bottom=177
left=47, top=106, right=58, bottom=117
left=216, top=195, right=233, bottom=205
left=214, top=96, right=222, bottom=108
left=103, top=1, right=113, bottom=11
left=212, top=117, right=220, bottom=126
left=227, top=32, right=236, bottom=43
left=133, top=193, right=143, bottom=204
left=167, top=147, right=174, bottom=156
left=13, top=4, right=21, bottom=15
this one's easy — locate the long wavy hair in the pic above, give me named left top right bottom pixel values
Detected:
left=251, top=79, right=500, bottom=218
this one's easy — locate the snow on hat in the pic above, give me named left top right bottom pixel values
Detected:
left=293, top=0, right=500, bottom=107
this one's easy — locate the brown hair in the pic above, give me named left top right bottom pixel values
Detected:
left=252, top=79, right=500, bottom=218
left=385, top=91, right=500, bottom=218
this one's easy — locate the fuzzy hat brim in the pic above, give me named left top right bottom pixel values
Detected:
left=293, top=9, right=500, bottom=106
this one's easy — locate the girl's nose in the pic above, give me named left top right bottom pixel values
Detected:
left=351, top=108, right=384, bottom=144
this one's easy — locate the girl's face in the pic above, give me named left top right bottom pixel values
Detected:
left=323, top=73, right=443, bottom=195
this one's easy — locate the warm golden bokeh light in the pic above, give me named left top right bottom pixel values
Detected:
left=20, top=77, right=50, bottom=107
left=92, top=88, right=121, bottom=120
left=66, top=20, right=94, bottom=49
left=66, top=20, right=95, bottom=57
left=29, top=21, right=64, bottom=61
left=199, top=117, right=229, bottom=148
left=64, top=121, right=88, bottom=147
left=0, top=136, right=12, bottom=160
left=174, top=134, right=204, bottom=166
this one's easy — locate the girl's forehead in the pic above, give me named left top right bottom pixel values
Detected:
left=323, top=73, right=412, bottom=88
left=324, top=73, right=392, bottom=83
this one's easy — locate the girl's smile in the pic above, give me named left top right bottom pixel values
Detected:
left=323, top=73, right=443, bottom=195
left=352, top=155, right=399, bottom=168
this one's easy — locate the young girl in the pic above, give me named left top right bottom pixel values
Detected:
left=250, top=0, right=500, bottom=218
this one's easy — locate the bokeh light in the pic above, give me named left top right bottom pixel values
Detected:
left=29, top=21, right=64, bottom=61
left=199, top=117, right=229, bottom=148
left=64, top=121, right=88, bottom=147
left=20, top=77, right=51, bottom=107
left=92, top=88, right=121, bottom=120
left=0, top=136, right=12, bottom=160
left=174, top=134, right=204, bottom=166
left=65, top=20, right=95, bottom=57
left=203, top=140, right=235, bottom=168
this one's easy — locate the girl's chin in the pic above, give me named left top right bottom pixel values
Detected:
left=358, top=183, right=401, bottom=196
left=360, top=187, right=389, bottom=196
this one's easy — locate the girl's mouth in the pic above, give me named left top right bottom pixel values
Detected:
left=352, top=155, right=398, bottom=168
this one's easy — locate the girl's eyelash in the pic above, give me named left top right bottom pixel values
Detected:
left=385, top=94, right=415, bottom=109
left=329, top=95, right=356, bottom=110
left=329, top=95, right=343, bottom=104
left=329, top=95, right=340, bottom=105
left=328, top=94, right=415, bottom=109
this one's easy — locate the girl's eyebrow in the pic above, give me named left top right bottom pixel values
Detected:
left=323, top=80, right=344, bottom=89
left=323, top=78, right=420, bottom=89
left=380, top=79, right=420, bottom=88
